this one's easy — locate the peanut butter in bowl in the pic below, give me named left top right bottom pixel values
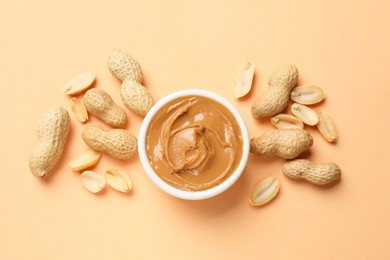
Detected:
left=138, top=89, right=250, bottom=200
left=147, top=95, right=243, bottom=191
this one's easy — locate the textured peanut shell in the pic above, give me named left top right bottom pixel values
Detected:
left=29, top=107, right=70, bottom=178
left=250, top=129, right=313, bottom=159
left=282, top=159, right=341, bottom=185
left=107, top=49, right=153, bottom=116
left=82, top=125, right=137, bottom=160
left=121, top=80, right=153, bottom=116
left=83, top=88, right=127, bottom=127
left=251, top=64, right=298, bottom=119
left=107, top=49, right=142, bottom=82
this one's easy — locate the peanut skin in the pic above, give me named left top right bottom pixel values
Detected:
left=82, top=125, right=137, bottom=160
left=83, top=88, right=127, bottom=127
left=250, top=129, right=313, bottom=159
left=282, top=159, right=341, bottom=185
left=29, top=107, right=70, bottom=178
left=251, top=64, right=298, bottom=119
left=107, top=49, right=153, bottom=116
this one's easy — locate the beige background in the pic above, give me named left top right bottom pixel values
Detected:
left=1, top=0, right=390, bottom=259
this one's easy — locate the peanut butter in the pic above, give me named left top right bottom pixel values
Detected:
left=146, top=95, right=243, bottom=191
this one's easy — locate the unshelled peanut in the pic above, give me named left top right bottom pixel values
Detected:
left=282, top=159, right=341, bottom=185
left=83, top=88, right=127, bottom=127
left=250, top=129, right=313, bottom=159
left=251, top=64, right=298, bottom=119
left=107, top=49, right=153, bottom=116
left=29, top=107, right=70, bottom=178
left=82, top=125, right=137, bottom=160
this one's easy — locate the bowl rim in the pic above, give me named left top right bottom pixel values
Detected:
left=138, top=89, right=250, bottom=200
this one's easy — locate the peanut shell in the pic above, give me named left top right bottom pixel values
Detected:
left=107, top=49, right=142, bottom=82
left=251, top=64, right=298, bottom=119
left=121, top=80, right=153, bottom=116
left=250, top=129, right=313, bottom=159
left=29, top=107, right=70, bottom=178
left=82, top=125, right=137, bottom=160
left=283, top=159, right=341, bottom=185
left=83, top=88, right=127, bottom=127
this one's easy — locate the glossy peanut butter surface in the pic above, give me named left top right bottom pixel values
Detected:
left=146, top=96, right=243, bottom=191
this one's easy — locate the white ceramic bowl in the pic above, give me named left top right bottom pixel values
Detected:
left=138, top=89, right=250, bottom=200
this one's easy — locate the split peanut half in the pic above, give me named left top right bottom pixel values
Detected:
left=291, top=103, right=319, bottom=126
left=317, top=110, right=338, bottom=142
left=250, top=177, right=280, bottom=206
left=290, top=85, right=325, bottom=105
left=234, top=62, right=255, bottom=98
left=70, top=97, right=89, bottom=123
left=63, top=72, right=96, bottom=95
left=80, top=171, right=106, bottom=193
left=105, top=168, right=132, bottom=193
left=68, top=149, right=101, bottom=171
left=271, top=114, right=304, bottom=129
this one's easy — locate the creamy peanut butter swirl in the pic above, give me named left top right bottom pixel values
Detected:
left=146, top=96, right=243, bottom=191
